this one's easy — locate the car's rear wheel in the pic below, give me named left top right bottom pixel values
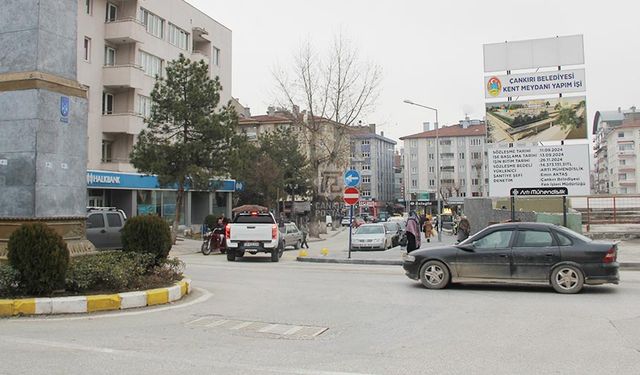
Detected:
left=550, top=265, right=584, bottom=294
left=226, top=251, right=236, bottom=262
left=419, top=260, right=450, bottom=289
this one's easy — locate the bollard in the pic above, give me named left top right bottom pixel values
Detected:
left=321, top=248, right=329, bottom=256
left=298, top=249, right=308, bottom=257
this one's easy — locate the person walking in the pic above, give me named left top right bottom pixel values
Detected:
left=300, top=221, right=310, bottom=249
left=406, top=211, right=422, bottom=253
left=423, top=217, right=433, bottom=243
left=457, top=216, right=471, bottom=243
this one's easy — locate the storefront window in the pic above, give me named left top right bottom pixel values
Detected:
left=136, top=190, right=160, bottom=216
left=160, top=191, right=186, bottom=225
left=212, top=192, right=227, bottom=216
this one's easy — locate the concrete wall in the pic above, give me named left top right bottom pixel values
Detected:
left=464, top=198, right=535, bottom=235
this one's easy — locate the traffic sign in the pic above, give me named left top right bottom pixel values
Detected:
left=343, top=169, right=361, bottom=187
left=343, top=187, right=360, bottom=206
left=510, top=187, right=568, bottom=196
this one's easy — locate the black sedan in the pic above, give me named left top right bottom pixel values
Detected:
left=403, top=222, right=619, bottom=294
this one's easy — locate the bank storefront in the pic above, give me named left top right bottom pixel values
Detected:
left=87, top=170, right=236, bottom=226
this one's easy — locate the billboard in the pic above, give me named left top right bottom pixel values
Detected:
left=485, top=69, right=586, bottom=99
left=488, top=144, right=590, bottom=197
left=486, top=96, right=587, bottom=143
left=484, top=35, right=584, bottom=72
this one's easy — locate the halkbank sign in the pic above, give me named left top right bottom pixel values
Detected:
left=484, top=68, right=586, bottom=99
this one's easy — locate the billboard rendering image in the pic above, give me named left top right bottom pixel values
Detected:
left=485, top=96, right=587, bottom=143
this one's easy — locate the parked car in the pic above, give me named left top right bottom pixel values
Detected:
left=383, top=221, right=402, bottom=247
left=352, top=217, right=366, bottom=228
left=86, top=207, right=127, bottom=250
left=351, top=224, right=394, bottom=251
left=280, top=222, right=303, bottom=249
left=403, top=222, right=619, bottom=294
left=341, top=217, right=352, bottom=226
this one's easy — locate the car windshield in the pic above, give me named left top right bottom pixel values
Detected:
left=554, top=225, right=592, bottom=243
left=356, top=226, right=384, bottom=235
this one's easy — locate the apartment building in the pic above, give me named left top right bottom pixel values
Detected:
left=393, top=149, right=405, bottom=203
left=592, top=107, right=640, bottom=194
left=400, top=118, right=487, bottom=214
left=349, top=124, right=396, bottom=215
left=78, top=0, right=234, bottom=222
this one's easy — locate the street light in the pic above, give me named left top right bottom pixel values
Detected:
left=403, top=99, right=441, bottom=242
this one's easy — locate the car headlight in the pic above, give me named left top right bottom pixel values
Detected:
left=403, top=254, right=415, bottom=262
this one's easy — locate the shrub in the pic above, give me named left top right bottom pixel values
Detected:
left=203, top=214, right=218, bottom=231
left=7, top=223, right=69, bottom=295
left=0, top=264, right=20, bottom=297
left=121, top=215, right=172, bottom=264
left=66, top=252, right=155, bottom=293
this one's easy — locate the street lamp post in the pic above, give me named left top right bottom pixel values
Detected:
left=403, top=99, right=442, bottom=242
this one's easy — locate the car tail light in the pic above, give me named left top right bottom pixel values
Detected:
left=272, top=224, right=278, bottom=239
left=225, top=224, right=230, bottom=239
left=603, top=246, right=617, bottom=264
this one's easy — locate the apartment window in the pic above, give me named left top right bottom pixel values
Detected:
left=212, top=47, right=220, bottom=66
left=620, top=187, right=628, bottom=194
left=362, top=176, right=371, bottom=183
left=439, top=139, right=452, bottom=146
left=168, top=23, right=189, bottom=50
left=139, top=50, right=163, bottom=77
left=459, top=152, right=465, bottom=159
left=429, top=153, right=434, bottom=160
left=441, top=153, right=454, bottom=159
left=362, top=152, right=370, bottom=158
left=428, top=166, right=435, bottom=173
left=458, top=138, right=466, bottom=146
left=472, top=178, right=479, bottom=186
left=362, top=165, right=371, bottom=171
left=459, top=165, right=465, bottom=173
left=429, top=179, right=435, bottom=187
left=137, top=95, right=151, bottom=117
left=471, top=138, right=482, bottom=146
left=620, top=159, right=627, bottom=166
left=618, top=132, right=625, bottom=138
left=411, top=167, right=417, bottom=174
left=85, top=0, right=92, bottom=15
left=102, top=92, right=114, bottom=114
left=410, top=140, right=418, bottom=148
left=460, top=178, right=466, bottom=186
left=472, top=152, right=481, bottom=159
left=411, top=179, right=417, bottom=188
left=619, top=173, right=627, bottom=180
left=101, top=140, right=113, bottom=162
left=83, top=37, right=91, bottom=61
left=362, top=190, right=371, bottom=197
left=105, top=2, right=117, bottom=22
left=410, top=153, right=417, bottom=161
left=139, top=8, right=164, bottom=38
left=104, top=46, right=116, bottom=66
left=361, top=140, right=370, bottom=146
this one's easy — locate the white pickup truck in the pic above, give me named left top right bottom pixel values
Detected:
left=225, top=211, right=284, bottom=262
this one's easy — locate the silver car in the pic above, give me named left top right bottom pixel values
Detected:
left=281, top=222, right=303, bottom=249
left=86, top=207, right=127, bottom=249
left=351, top=224, right=394, bottom=251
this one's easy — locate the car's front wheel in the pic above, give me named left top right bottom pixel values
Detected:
left=550, top=265, right=584, bottom=294
left=419, top=260, right=450, bottom=289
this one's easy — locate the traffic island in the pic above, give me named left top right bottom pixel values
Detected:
left=0, top=279, right=191, bottom=317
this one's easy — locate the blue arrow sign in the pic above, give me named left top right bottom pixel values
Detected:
left=344, top=169, right=361, bottom=187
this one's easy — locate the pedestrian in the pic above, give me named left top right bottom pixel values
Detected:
left=300, top=221, right=310, bottom=249
left=405, top=211, right=422, bottom=253
left=423, top=217, right=433, bottom=243
left=457, top=216, right=471, bottom=243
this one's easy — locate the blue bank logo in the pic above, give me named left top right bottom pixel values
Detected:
left=60, top=96, right=70, bottom=123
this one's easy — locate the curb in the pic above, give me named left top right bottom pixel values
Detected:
left=296, top=257, right=640, bottom=270
left=0, top=279, right=192, bottom=317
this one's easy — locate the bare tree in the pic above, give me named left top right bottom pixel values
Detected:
left=273, top=33, right=382, bottom=205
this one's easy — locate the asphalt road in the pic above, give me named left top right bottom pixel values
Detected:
left=1, top=247, right=639, bottom=375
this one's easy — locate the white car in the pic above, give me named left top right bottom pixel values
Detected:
left=351, top=224, right=394, bottom=251
left=341, top=217, right=352, bottom=226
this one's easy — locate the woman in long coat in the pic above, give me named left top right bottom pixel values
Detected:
left=406, top=211, right=422, bottom=253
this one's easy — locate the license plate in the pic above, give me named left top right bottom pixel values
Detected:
left=244, top=242, right=259, bottom=247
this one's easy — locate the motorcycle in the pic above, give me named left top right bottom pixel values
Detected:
left=201, top=227, right=226, bottom=255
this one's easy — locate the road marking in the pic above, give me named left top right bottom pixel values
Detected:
left=230, top=321, right=253, bottom=330
left=258, top=324, right=281, bottom=333
left=205, top=319, right=229, bottom=327
left=5, top=288, right=212, bottom=323
left=186, top=316, right=328, bottom=339
left=283, top=326, right=304, bottom=335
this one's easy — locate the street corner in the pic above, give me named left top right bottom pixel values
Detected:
left=0, top=279, right=192, bottom=318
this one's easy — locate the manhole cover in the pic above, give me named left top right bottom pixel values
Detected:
left=186, top=316, right=328, bottom=339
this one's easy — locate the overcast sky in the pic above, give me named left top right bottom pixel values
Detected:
left=187, top=0, right=640, bottom=144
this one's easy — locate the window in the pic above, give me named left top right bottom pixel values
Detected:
left=515, top=230, right=554, bottom=248
left=618, top=132, right=625, bottom=138
left=139, top=50, right=163, bottom=77
left=411, top=167, right=417, bottom=174
left=428, top=166, right=435, bottom=173
left=472, top=178, right=479, bottom=186
left=102, top=92, right=114, bottom=114
left=429, top=179, right=435, bottom=186
left=472, top=152, right=482, bottom=159
left=362, top=176, right=371, bottom=183
left=85, top=0, right=92, bottom=15
left=83, top=37, right=91, bottom=61
left=441, top=152, right=454, bottom=159
left=620, top=159, right=627, bottom=166
left=212, top=47, right=220, bottom=66
left=470, top=138, right=482, bottom=146
left=460, top=178, right=466, bottom=186
left=459, top=152, right=465, bottom=159
left=137, top=95, right=151, bottom=117
left=619, top=143, right=634, bottom=151
left=474, top=230, right=513, bottom=249
left=362, top=190, right=371, bottom=197
left=410, top=140, right=418, bottom=148
left=168, top=23, right=189, bottom=50
left=428, top=153, right=434, bottom=160
left=104, top=46, right=116, bottom=66
left=139, top=8, right=164, bottom=38
left=555, top=232, right=573, bottom=246
left=362, top=165, right=371, bottom=170
left=410, top=153, right=417, bottom=161
left=105, top=2, right=117, bottom=22
left=439, top=139, right=452, bottom=146
left=101, top=140, right=113, bottom=162
left=459, top=165, right=466, bottom=173
left=362, top=152, right=370, bottom=158
left=411, top=179, right=417, bottom=188
left=87, top=213, right=105, bottom=229
left=107, top=213, right=122, bottom=228
left=458, top=138, right=466, bottom=146
left=618, top=173, right=627, bottom=180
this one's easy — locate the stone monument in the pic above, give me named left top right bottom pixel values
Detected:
left=0, top=0, right=94, bottom=258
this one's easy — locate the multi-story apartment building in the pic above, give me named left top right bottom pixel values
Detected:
left=400, top=118, right=487, bottom=214
left=79, top=0, right=234, bottom=222
left=393, top=150, right=405, bottom=203
left=348, top=125, right=396, bottom=216
left=592, top=107, right=640, bottom=194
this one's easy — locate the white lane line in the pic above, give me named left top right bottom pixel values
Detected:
left=258, top=324, right=281, bottom=333
left=6, top=287, right=212, bottom=322
left=230, top=321, right=253, bottom=330
left=205, top=319, right=229, bottom=328
left=283, top=326, right=304, bottom=335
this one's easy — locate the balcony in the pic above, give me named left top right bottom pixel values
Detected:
left=619, top=181, right=637, bottom=186
left=102, top=113, right=145, bottom=135
left=105, top=18, right=146, bottom=44
left=103, top=64, right=146, bottom=89
left=191, top=50, right=210, bottom=65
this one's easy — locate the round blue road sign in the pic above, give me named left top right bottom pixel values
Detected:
left=344, top=169, right=361, bottom=187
